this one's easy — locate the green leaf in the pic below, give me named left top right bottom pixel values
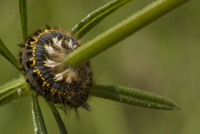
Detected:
left=65, top=0, right=190, bottom=67
left=47, top=102, right=68, bottom=134
left=18, top=0, right=28, bottom=41
left=0, top=39, right=21, bottom=70
left=32, top=94, right=48, bottom=134
left=91, top=84, right=180, bottom=110
left=71, top=0, right=134, bottom=39
left=0, top=77, right=29, bottom=106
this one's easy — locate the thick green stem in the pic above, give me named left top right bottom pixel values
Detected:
left=0, top=77, right=29, bottom=106
left=65, top=0, right=189, bottom=67
left=18, top=0, right=28, bottom=41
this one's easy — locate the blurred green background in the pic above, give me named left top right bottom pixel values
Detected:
left=0, top=0, right=199, bottom=134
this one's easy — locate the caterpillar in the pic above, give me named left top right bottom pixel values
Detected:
left=19, top=27, right=92, bottom=110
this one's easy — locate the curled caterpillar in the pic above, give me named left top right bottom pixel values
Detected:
left=19, top=27, right=92, bottom=110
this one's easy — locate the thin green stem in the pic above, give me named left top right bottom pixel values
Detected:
left=32, top=94, right=48, bottom=134
left=65, top=0, right=189, bottom=67
left=47, top=102, right=68, bottom=134
left=71, top=0, right=134, bottom=39
left=0, top=39, right=21, bottom=70
left=18, top=0, right=28, bottom=41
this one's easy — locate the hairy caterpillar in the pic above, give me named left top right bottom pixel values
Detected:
left=19, top=27, right=92, bottom=110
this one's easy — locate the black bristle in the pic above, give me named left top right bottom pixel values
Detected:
left=46, top=25, right=51, bottom=30
left=19, top=58, right=22, bottom=64
left=18, top=44, right=24, bottom=48
left=28, top=37, right=35, bottom=42
left=19, top=51, right=22, bottom=57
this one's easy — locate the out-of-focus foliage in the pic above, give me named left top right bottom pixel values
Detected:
left=0, top=0, right=199, bottom=134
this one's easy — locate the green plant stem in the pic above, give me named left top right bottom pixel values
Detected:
left=32, top=94, right=48, bottom=134
left=65, top=0, right=189, bottom=67
left=91, top=84, right=180, bottom=110
left=0, top=77, right=28, bottom=106
left=18, top=0, right=28, bottom=41
left=47, top=102, right=68, bottom=134
left=71, top=0, right=134, bottom=39
left=0, top=39, right=21, bottom=70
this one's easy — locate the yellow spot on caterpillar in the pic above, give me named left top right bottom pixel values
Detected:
left=51, top=88, right=57, bottom=92
left=43, top=82, right=49, bottom=87
left=48, top=40, right=51, bottom=46
left=70, top=92, right=75, bottom=95
left=43, top=54, right=48, bottom=60
left=30, top=38, right=38, bottom=45
left=59, top=91, right=64, bottom=94
left=29, top=57, right=36, bottom=67
left=33, top=69, right=41, bottom=74
left=31, top=46, right=37, bottom=53
left=44, top=29, right=50, bottom=33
